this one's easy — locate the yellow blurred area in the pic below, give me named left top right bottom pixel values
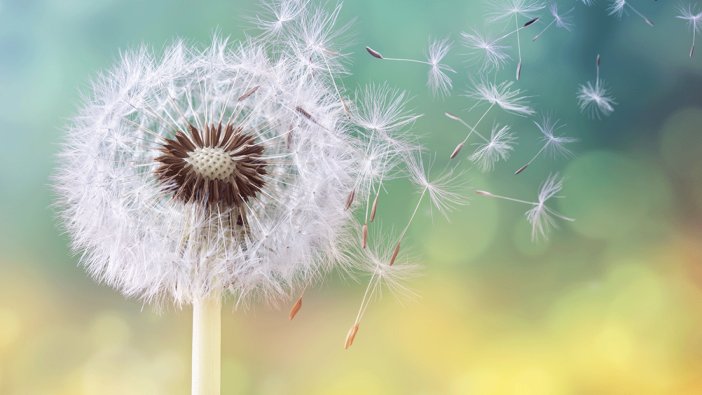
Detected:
left=2, top=233, right=702, bottom=394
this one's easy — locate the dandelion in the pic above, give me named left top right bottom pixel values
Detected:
left=577, top=54, right=616, bottom=118
left=608, top=0, right=654, bottom=27
left=532, top=3, right=574, bottom=41
left=489, top=0, right=545, bottom=79
left=461, top=18, right=539, bottom=71
left=515, top=116, right=577, bottom=174
left=54, top=2, right=426, bottom=390
left=365, top=38, right=455, bottom=96
left=476, top=174, right=574, bottom=240
left=677, top=3, right=702, bottom=58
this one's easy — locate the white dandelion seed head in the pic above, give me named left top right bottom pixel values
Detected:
left=461, top=30, right=511, bottom=71
left=467, top=80, right=535, bottom=116
left=469, top=124, right=516, bottom=172
left=577, top=79, right=616, bottom=118
left=525, top=173, right=573, bottom=241
left=534, top=115, right=577, bottom=157
left=426, top=38, right=455, bottom=97
left=54, top=21, right=412, bottom=306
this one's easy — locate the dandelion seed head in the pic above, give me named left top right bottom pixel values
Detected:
left=54, top=23, right=413, bottom=306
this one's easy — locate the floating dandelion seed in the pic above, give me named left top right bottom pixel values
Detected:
left=608, top=0, right=654, bottom=26
left=489, top=0, right=545, bottom=79
left=345, top=158, right=466, bottom=349
left=461, top=18, right=539, bottom=71
left=533, top=3, right=574, bottom=41
left=445, top=79, right=532, bottom=161
left=469, top=124, right=516, bottom=172
left=677, top=3, right=702, bottom=58
left=577, top=54, right=616, bottom=118
left=515, top=116, right=577, bottom=174
left=477, top=174, right=574, bottom=240
left=344, top=241, right=421, bottom=349
left=365, top=38, right=455, bottom=96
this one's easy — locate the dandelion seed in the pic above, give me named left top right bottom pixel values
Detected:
left=467, top=80, right=535, bottom=116
left=289, top=296, right=303, bottom=320
left=345, top=238, right=420, bottom=349
left=608, top=0, right=654, bottom=26
left=489, top=0, right=545, bottom=79
left=677, top=3, right=702, bottom=58
left=252, top=0, right=308, bottom=37
left=365, top=39, right=455, bottom=96
left=533, top=3, right=574, bottom=41
left=476, top=174, right=574, bottom=240
left=515, top=116, right=577, bottom=174
left=448, top=80, right=533, bottom=157
left=577, top=54, right=616, bottom=118
left=469, top=124, right=516, bottom=172
left=461, top=19, right=539, bottom=71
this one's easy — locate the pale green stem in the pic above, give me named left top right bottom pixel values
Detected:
left=192, top=294, right=222, bottom=395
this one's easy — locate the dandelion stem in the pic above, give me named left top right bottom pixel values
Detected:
left=515, top=15, right=523, bottom=80
left=532, top=19, right=556, bottom=41
left=321, top=51, right=349, bottom=113
left=478, top=191, right=536, bottom=206
left=381, top=57, right=432, bottom=66
left=398, top=188, right=427, bottom=242
left=459, top=104, right=495, bottom=145
left=192, top=294, right=221, bottom=395
left=627, top=4, right=654, bottom=27
left=692, top=27, right=697, bottom=58
left=515, top=144, right=547, bottom=175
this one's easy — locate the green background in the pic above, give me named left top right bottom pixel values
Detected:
left=2, top=0, right=702, bottom=394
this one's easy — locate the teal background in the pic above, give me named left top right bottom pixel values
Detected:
left=1, top=1, right=702, bottom=394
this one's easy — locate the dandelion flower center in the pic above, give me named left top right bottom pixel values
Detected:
left=187, top=147, right=236, bottom=180
left=155, top=123, right=267, bottom=208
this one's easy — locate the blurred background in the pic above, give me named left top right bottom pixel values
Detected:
left=1, top=0, right=702, bottom=394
